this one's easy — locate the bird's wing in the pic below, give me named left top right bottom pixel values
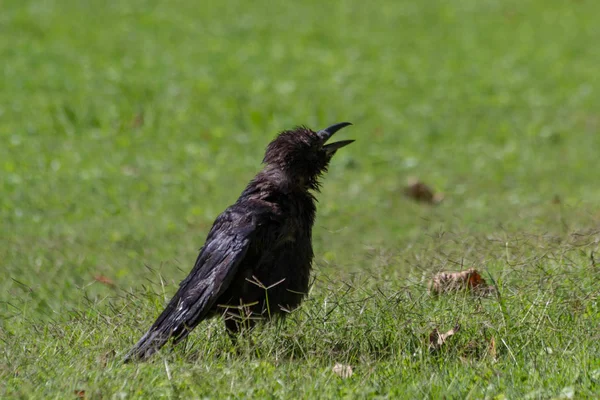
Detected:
left=125, top=203, right=271, bottom=361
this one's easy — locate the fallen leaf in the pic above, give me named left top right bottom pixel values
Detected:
left=429, top=268, right=495, bottom=295
left=429, top=324, right=460, bottom=352
left=403, top=178, right=444, bottom=204
left=488, top=336, right=497, bottom=360
left=332, top=363, right=353, bottom=378
left=74, top=389, right=86, bottom=399
left=94, top=275, right=115, bottom=287
left=552, top=195, right=561, bottom=204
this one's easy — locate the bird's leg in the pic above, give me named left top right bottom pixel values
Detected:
left=224, top=308, right=259, bottom=356
left=224, top=318, right=241, bottom=346
left=224, top=317, right=246, bottom=356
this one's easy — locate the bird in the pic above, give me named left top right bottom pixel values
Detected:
left=124, top=122, right=354, bottom=362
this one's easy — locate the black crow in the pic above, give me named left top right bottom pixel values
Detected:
left=124, top=122, right=354, bottom=361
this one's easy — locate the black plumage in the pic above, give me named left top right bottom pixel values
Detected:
left=124, top=122, right=354, bottom=362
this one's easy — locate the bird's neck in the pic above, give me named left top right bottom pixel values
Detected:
left=243, top=166, right=317, bottom=200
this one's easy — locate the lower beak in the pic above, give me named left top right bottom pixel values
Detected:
left=323, top=139, right=355, bottom=155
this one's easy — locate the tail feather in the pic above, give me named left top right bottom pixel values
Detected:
left=124, top=205, right=255, bottom=362
left=123, top=328, right=173, bottom=362
left=124, top=297, right=192, bottom=362
left=124, top=284, right=217, bottom=362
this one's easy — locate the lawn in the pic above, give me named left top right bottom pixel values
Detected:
left=1, top=0, right=599, bottom=398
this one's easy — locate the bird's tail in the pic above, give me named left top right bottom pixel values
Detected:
left=123, top=296, right=193, bottom=363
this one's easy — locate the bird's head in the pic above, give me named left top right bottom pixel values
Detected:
left=263, top=122, right=354, bottom=190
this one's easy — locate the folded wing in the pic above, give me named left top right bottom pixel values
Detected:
left=124, top=206, right=260, bottom=362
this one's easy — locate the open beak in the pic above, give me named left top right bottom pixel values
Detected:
left=317, top=122, right=354, bottom=154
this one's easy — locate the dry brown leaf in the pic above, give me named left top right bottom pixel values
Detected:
left=429, top=324, right=460, bottom=352
left=552, top=195, right=561, bottom=205
left=74, top=390, right=86, bottom=399
left=332, top=363, right=353, bottom=378
left=94, top=275, right=115, bottom=287
left=403, top=178, right=444, bottom=204
left=488, top=336, right=497, bottom=360
left=429, top=268, right=494, bottom=295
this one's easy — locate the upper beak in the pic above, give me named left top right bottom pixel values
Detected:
left=317, top=122, right=354, bottom=154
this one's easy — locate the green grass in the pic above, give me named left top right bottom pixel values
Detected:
left=1, top=0, right=599, bottom=398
